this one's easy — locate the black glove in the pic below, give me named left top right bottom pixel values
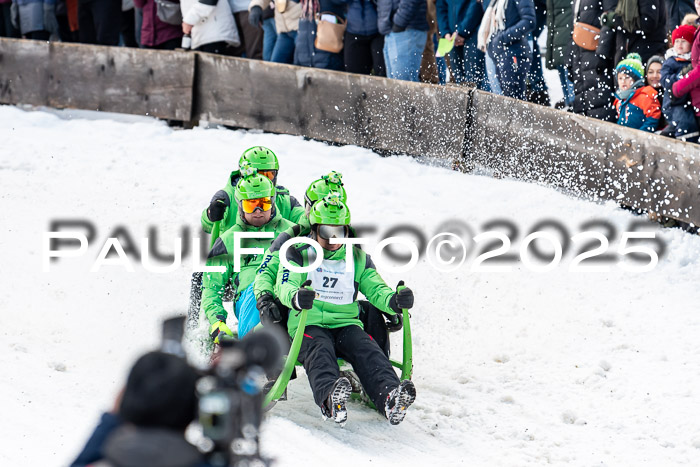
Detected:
left=292, top=280, right=315, bottom=311
left=249, top=6, right=263, bottom=27
left=207, top=190, right=230, bottom=222
left=392, top=23, right=406, bottom=33
left=389, top=281, right=414, bottom=312
left=257, top=293, right=282, bottom=325
left=384, top=312, right=403, bottom=333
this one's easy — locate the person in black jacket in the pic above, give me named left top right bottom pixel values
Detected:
left=666, top=0, right=695, bottom=33
left=71, top=352, right=208, bottom=467
left=568, top=0, right=617, bottom=121
left=600, top=0, right=668, bottom=65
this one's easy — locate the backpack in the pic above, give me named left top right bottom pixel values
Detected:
left=155, top=0, right=183, bottom=25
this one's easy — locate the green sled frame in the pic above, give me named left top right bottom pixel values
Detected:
left=261, top=305, right=413, bottom=410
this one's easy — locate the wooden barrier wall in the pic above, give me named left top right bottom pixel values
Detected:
left=1, top=38, right=698, bottom=225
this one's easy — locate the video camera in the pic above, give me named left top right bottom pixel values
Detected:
left=162, top=316, right=284, bottom=467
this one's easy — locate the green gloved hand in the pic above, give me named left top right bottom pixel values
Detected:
left=210, top=318, right=233, bottom=344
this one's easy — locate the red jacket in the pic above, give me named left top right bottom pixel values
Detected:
left=134, top=0, right=183, bottom=47
left=672, top=21, right=700, bottom=117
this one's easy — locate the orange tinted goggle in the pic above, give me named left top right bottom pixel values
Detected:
left=258, top=170, right=277, bottom=181
left=241, top=197, right=273, bottom=213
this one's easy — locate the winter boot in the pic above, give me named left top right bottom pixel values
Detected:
left=321, top=377, right=352, bottom=424
left=384, top=379, right=416, bottom=425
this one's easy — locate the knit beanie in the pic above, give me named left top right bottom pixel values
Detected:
left=616, top=53, right=644, bottom=81
left=646, top=55, right=664, bottom=74
left=672, top=24, right=696, bottom=45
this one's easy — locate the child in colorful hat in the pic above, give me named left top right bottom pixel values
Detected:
left=660, top=24, right=699, bottom=142
left=614, top=53, right=661, bottom=132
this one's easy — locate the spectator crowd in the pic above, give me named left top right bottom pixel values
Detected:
left=1, top=0, right=699, bottom=141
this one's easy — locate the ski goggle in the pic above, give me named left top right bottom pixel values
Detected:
left=317, top=225, right=348, bottom=240
left=241, top=197, right=273, bottom=214
left=258, top=170, right=277, bottom=181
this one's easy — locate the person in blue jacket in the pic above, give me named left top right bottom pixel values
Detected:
left=377, top=0, right=429, bottom=81
left=436, top=0, right=485, bottom=88
left=486, top=0, right=536, bottom=100
left=295, top=0, right=347, bottom=70
left=341, top=0, right=386, bottom=75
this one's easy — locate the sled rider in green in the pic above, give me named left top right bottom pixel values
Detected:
left=275, top=194, right=417, bottom=425
left=200, top=146, right=305, bottom=238
left=202, top=167, right=296, bottom=343
left=254, top=171, right=347, bottom=325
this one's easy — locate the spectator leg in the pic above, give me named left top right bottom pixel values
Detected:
left=262, top=16, right=277, bottom=61
left=370, top=33, right=385, bottom=77
left=233, top=11, right=263, bottom=59
left=134, top=6, right=142, bottom=47
left=384, top=30, right=427, bottom=82
left=449, top=45, right=466, bottom=84
left=556, top=65, right=575, bottom=107
left=25, top=30, right=51, bottom=40
left=78, top=0, right=97, bottom=44
left=419, top=31, right=438, bottom=83
left=121, top=7, right=137, bottom=47
left=0, top=3, right=20, bottom=38
left=154, top=37, right=181, bottom=50
left=344, top=32, right=373, bottom=75
left=462, top=35, right=486, bottom=90
left=270, top=30, right=296, bottom=64
left=92, top=0, right=121, bottom=45
left=485, top=51, right=502, bottom=95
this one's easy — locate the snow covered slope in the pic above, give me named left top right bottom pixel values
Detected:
left=2, top=105, right=699, bottom=466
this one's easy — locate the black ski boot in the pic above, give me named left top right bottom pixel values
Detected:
left=321, top=377, right=352, bottom=425
left=384, top=379, right=416, bottom=425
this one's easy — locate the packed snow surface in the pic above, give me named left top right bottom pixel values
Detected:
left=2, top=106, right=699, bottom=466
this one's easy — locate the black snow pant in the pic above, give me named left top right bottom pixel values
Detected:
left=343, top=31, right=386, bottom=77
left=78, top=0, right=121, bottom=46
left=297, top=325, right=400, bottom=414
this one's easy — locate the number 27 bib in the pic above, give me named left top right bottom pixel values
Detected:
left=307, top=258, right=355, bottom=305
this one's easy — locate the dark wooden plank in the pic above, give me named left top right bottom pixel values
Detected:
left=468, top=90, right=700, bottom=225
left=193, top=53, right=468, bottom=159
left=46, top=42, right=194, bottom=121
left=0, top=38, right=50, bottom=106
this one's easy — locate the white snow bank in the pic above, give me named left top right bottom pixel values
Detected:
left=1, top=105, right=699, bottom=466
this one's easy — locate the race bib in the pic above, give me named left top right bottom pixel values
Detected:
left=307, top=258, right=355, bottom=305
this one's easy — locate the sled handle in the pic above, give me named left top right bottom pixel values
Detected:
left=263, top=308, right=309, bottom=407
left=210, top=220, right=221, bottom=247
left=397, top=284, right=413, bottom=381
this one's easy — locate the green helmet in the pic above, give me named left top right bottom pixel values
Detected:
left=239, top=146, right=279, bottom=171
left=235, top=167, right=276, bottom=201
left=305, top=171, right=347, bottom=206
left=309, top=192, right=351, bottom=226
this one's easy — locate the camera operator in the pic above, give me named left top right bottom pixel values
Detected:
left=72, top=316, right=280, bottom=467
left=70, top=350, right=208, bottom=467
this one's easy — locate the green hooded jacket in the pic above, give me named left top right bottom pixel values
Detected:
left=200, top=170, right=305, bottom=235
left=254, top=218, right=311, bottom=301
left=276, top=242, right=397, bottom=337
left=201, top=207, right=296, bottom=325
